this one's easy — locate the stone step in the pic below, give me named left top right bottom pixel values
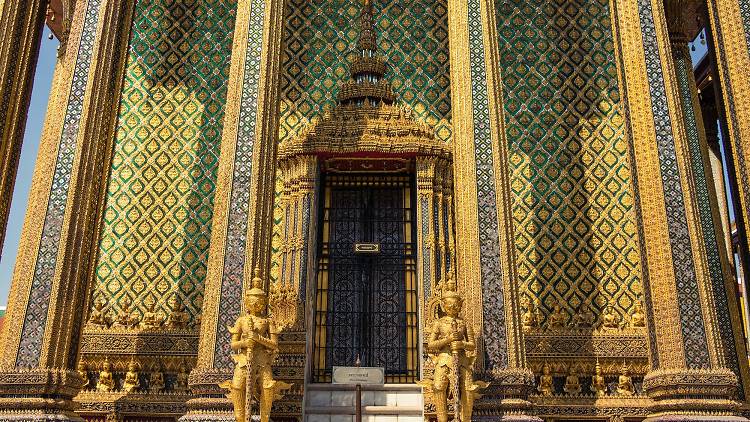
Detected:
left=304, top=384, right=424, bottom=422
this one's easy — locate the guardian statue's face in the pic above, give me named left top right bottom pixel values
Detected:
left=245, top=294, right=266, bottom=316
left=441, top=296, right=462, bottom=317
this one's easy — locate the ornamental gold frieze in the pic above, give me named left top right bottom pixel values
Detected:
left=337, top=80, right=395, bottom=103
left=643, top=368, right=740, bottom=403
left=349, top=56, right=387, bottom=77
left=279, top=104, right=449, bottom=160
left=524, top=332, right=648, bottom=361
left=524, top=397, right=651, bottom=419
left=79, top=328, right=199, bottom=356
left=75, top=390, right=189, bottom=416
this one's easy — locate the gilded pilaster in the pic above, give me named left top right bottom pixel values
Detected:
left=0, top=0, right=47, bottom=261
left=417, top=156, right=455, bottom=326
left=611, top=0, right=746, bottom=417
left=416, top=157, right=438, bottom=308
left=277, top=154, right=318, bottom=331
left=705, top=0, right=750, bottom=287
left=448, top=0, right=537, bottom=418
left=0, top=0, right=134, bottom=418
left=184, top=0, right=286, bottom=420
left=664, top=0, right=750, bottom=402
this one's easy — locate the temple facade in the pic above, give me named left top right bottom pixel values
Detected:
left=1, top=0, right=750, bottom=421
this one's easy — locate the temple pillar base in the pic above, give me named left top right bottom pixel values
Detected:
left=0, top=368, right=84, bottom=422
left=180, top=369, right=234, bottom=422
left=475, top=369, right=542, bottom=422
left=643, top=369, right=747, bottom=422
left=644, top=415, right=748, bottom=422
left=0, top=412, right=84, bottom=422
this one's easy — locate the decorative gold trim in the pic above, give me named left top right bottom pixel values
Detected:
left=611, top=0, right=686, bottom=367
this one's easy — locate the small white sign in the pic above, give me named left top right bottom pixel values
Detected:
left=332, top=366, right=385, bottom=385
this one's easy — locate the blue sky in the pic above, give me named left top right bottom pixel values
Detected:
left=0, top=28, right=717, bottom=307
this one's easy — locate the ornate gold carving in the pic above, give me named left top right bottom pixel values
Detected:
left=525, top=332, right=648, bottom=360
left=165, top=299, right=190, bottom=330
left=571, top=302, right=596, bottom=329
left=563, top=366, right=582, bottom=395
left=616, top=363, right=634, bottom=396
left=87, top=298, right=112, bottom=329
left=141, top=300, right=164, bottom=330
left=629, top=301, right=646, bottom=328
left=78, top=327, right=198, bottom=356
left=278, top=104, right=449, bottom=161
left=122, top=359, right=140, bottom=393
left=522, top=299, right=542, bottom=333
left=149, top=364, right=166, bottom=394
left=113, top=300, right=140, bottom=329
left=97, top=359, right=115, bottom=393
left=591, top=362, right=607, bottom=397
left=599, top=304, right=621, bottom=333
left=537, top=363, right=553, bottom=396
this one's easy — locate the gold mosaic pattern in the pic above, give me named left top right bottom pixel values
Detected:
left=496, top=0, right=642, bottom=321
left=92, top=0, right=236, bottom=321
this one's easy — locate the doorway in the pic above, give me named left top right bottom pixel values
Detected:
left=311, top=173, right=419, bottom=383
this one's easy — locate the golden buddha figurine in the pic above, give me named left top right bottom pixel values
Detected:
left=87, top=298, right=110, bottom=328
left=590, top=362, right=606, bottom=397
left=166, top=299, right=189, bottom=329
left=600, top=304, right=620, bottom=333
left=630, top=302, right=646, bottom=328
left=113, top=300, right=139, bottom=328
left=522, top=299, right=541, bottom=332
left=222, top=269, right=291, bottom=422
left=547, top=301, right=568, bottom=330
left=425, top=278, right=487, bottom=422
left=563, top=365, right=581, bottom=395
left=96, top=358, right=115, bottom=392
left=141, top=300, right=163, bottom=330
left=175, top=362, right=189, bottom=393
left=572, top=302, right=595, bottom=329
left=149, top=365, right=165, bottom=393
left=123, top=359, right=140, bottom=393
left=617, top=363, right=635, bottom=396
left=77, top=361, right=90, bottom=390
left=537, top=363, right=554, bottom=396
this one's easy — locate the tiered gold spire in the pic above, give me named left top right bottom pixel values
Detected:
left=279, top=0, right=443, bottom=159
left=337, top=0, right=395, bottom=106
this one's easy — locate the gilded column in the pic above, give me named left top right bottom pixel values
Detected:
left=664, top=0, right=750, bottom=402
left=705, top=0, right=750, bottom=285
left=0, top=0, right=47, bottom=260
left=701, top=101, right=734, bottom=261
left=0, top=0, right=133, bottom=419
left=448, top=0, right=537, bottom=418
left=183, top=0, right=286, bottom=420
left=612, top=0, right=747, bottom=418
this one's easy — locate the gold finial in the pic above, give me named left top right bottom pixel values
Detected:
left=358, top=0, right=376, bottom=53
left=440, top=272, right=461, bottom=300
left=247, top=267, right=267, bottom=298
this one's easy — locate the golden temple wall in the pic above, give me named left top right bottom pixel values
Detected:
left=0, top=0, right=748, bottom=420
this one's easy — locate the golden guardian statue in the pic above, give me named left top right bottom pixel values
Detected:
left=222, top=269, right=292, bottom=422
left=423, top=277, right=488, bottom=422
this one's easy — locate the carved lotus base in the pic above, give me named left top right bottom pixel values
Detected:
left=0, top=368, right=84, bottom=422
left=0, top=411, right=83, bottom=422
left=644, top=416, right=749, bottom=422
left=643, top=369, right=747, bottom=421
